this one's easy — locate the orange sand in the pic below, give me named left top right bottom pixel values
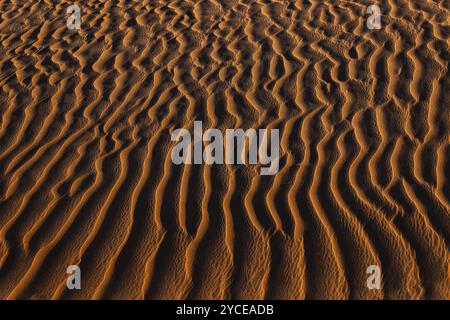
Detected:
left=0, top=0, right=448, bottom=299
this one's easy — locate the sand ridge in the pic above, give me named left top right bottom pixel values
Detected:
left=0, top=0, right=449, bottom=299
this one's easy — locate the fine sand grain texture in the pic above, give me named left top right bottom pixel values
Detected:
left=0, top=0, right=449, bottom=299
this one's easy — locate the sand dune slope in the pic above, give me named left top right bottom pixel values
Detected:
left=0, top=0, right=449, bottom=299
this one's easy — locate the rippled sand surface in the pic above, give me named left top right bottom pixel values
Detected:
left=0, top=0, right=449, bottom=299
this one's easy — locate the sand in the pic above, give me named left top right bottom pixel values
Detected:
left=0, top=0, right=448, bottom=300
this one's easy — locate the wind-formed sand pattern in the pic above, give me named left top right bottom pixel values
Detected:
left=0, top=0, right=448, bottom=299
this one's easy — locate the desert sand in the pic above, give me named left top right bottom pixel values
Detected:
left=0, top=0, right=448, bottom=299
